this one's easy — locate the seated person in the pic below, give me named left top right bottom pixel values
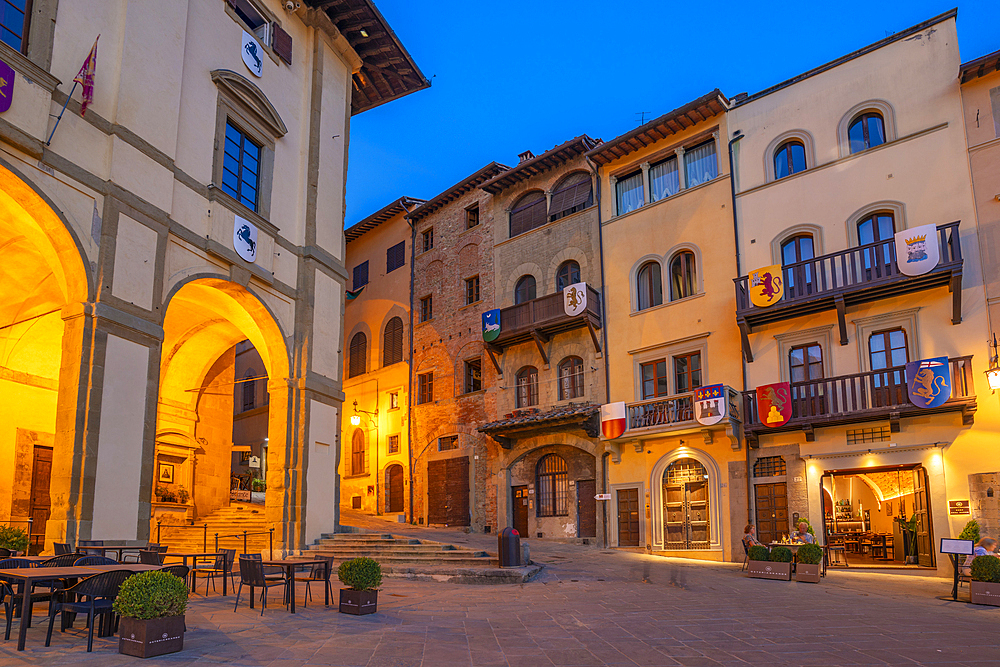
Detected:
left=962, top=537, right=998, bottom=574
left=792, top=522, right=815, bottom=544
left=743, top=524, right=763, bottom=551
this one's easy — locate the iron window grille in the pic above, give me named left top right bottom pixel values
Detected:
left=536, top=454, right=568, bottom=517
left=753, top=456, right=786, bottom=478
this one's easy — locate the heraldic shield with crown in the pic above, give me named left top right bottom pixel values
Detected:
left=894, top=223, right=939, bottom=277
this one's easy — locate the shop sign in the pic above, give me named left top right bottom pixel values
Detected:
left=894, top=224, right=939, bottom=277
left=756, top=382, right=791, bottom=428
left=694, top=384, right=727, bottom=426
left=906, top=356, right=950, bottom=409
left=248, top=456, right=261, bottom=469
left=600, top=402, right=627, bottom=439
left=948, top=500, right=971, bottom=516
left=233, top=215, right=258, bottom=263
left=563, top=282, right=587, bottom=316
left=748, top=264, right=783, bottom=308
left=482, top=309, right=500, bottom=342
left=242, top=31, right=264, bottom=77
left=0, top=60, right=14, bottom=113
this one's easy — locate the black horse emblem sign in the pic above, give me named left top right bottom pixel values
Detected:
left=241, top=31, right=263, bottom=77
left=233, top=216, right=258, bottom=262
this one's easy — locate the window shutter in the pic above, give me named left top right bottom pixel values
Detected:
left=386, top=241, right=405, bottom=272
left=272, top=23, right=292, bottom=65
left=549, top=180, right=592, bottom=218
left=353, top=260, right=369, bottom=289
left=510, top=197, right=547, bottom=237
left=384, top=317, right=403, bottom=366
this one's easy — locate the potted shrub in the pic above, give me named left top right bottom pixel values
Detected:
left=959, top=519, right=980, bottom=545
left=338, top=557, right=381, bottom=615
left=969, top=555, right=1000, bottom=606
left=747, top=545, right=785, bottom=581
left=795, top=543, right=823, bottom=583
left=0, top=526, right=29, bottom=555
left=114, top=571, right=188, bottom=658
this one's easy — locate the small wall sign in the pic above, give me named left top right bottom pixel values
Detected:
left=0, top=60, right=14, bottom=113
left=233, top=215, right=258, bottom=263
left=242, top=31, right=263, bottom=77
left=594, top=493, right=611, bottom=501
left=248, top=455, right=261, bottom=469
left=949, top=499, right=971, bottom=515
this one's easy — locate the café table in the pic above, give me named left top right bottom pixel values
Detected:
left=163, top=552, right=227, bottom=595
left=260, top=558, right=331, bottom=613
left=768, top=541, right=827, bottom=576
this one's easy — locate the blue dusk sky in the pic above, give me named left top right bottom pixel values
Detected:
left=344, top=1, right=997, bottom=226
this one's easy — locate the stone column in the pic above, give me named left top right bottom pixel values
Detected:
left=640, top=162, right=651, bottom=205
left=675, top=147, right=687, bottom=191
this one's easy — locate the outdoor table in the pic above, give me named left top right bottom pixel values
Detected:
left=164, top=552, right=227, bottom=596
left=769, top=541, right=826, bottom=576
left=260, top=558, right=331, bottom=613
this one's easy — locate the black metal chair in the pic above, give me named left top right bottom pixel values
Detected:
left=295, top=556, right=334, bottom=608
left=138, top=550, right=165, bottom=565
left=159, top=564, right=189, bottom=580
left=234, top=556, right=287, bottom=616
left=76, top=540, right=105, bottom=556
left=122, top=543, right=162, bottom=563
left=39, top=554, right=80, bottom=568
left=45, top=570, right=132, bottom=652
left=73, top=556, right=118, bottom=566
left=191, top=552, right=230, bottom=595
left=53, top=543, right=72, bottom=555
left=0, top=558, right=48, bottom=636
left=741, top=540, right=749, bottom=572
left=0, top=548, right=11, bottom=559
left=241, top=552, right=283, bottom=580
left=0, top=579, right=13, bottom=641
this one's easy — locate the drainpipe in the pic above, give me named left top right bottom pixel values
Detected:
left=727, top=130, right=752, bottom=525
left=405, top=202, right=417, bottom=526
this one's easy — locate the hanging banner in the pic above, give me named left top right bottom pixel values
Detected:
left=757, top=382, right=791, bottom=428
left=233, top=215, right=258, bottom=263
left=906, top=356, right=951, bottom=409
left=694, top=384, right=728, bottom=426
left=482, top=309, right=500, bottom=342
left=895, top=224, right=939, bottom=277
left=563, top=282, right=587, bottom=316
left=0, top=60, right=14, bottom=114
left=749, top=265, right=783, bottom=308
left=242, top=31, right=264, bottom=77
left=600, top=402, right=627, bottom=439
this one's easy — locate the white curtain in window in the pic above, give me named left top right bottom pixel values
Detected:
left=649, top=158, right=679, bottom=201
left=616, top=172, right=644, bottom=215
left=685, top=141, right=718, bottom=188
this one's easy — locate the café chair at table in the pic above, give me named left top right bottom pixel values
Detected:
left=123, top=543, right=162, bottom=563
left=0, top=559, right=48, bottom=635
left=138, top=550, right=165, bottom=565
left=241, top=553, right=284, bottom=581
left=53, top=543, right=72, bottom=556
left=73, top=556, right=118, bottom=566
left=234, top=556, right=287, bottom=616
left=159, top=564, right=190, bottom=580
left=39, top=554, right=80, bottom=568
left=76, top=540, right=105, bottom=556
left=45, top=570, right=133, bottom=653
left=0, top=549, right=10, bottom=560
left=295, top=556, right=334, bottom=608
left=191, top=552, right=231, bottom=595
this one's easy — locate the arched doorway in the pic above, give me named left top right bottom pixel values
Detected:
left=385, top=464, right=404, bottom=513
left=662, top=458, right=710, bottom=550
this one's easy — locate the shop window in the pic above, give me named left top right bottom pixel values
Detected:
left=352, top=260, right=369, bottom=290
left=465, top=275, right=480, bottom=305
left=662, top=458, right=709, bottom=549
left=558, top=356, right=584, bottom=400
left=636, top=261, right=663, bottom=311
left=348, top=332, right=367, bottom=378
left=848, top=112, right=886, bottom=153
left=417, top=372, right=434, bottom=404
left=669, top=251, right=696, bottom=301
left=773, top=140, right=807, bottom=179
left=514, top=275, right=536, bottom=304
left=536, top=454, right=568, bottom=517
left=383, top=317, right=403, bottom=366
left=351, top=429, right=367, bottom=475
left=556, top=261, right=581, bottom=291
left=386, top=241, right=406, bottom=273
left=516, top=366, right=538, bottom=408
left=753, top=456, right=786, bottom=477
left=464, top=358, right=482, bottom=394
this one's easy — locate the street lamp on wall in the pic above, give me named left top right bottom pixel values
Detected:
left=351, top=398, right=381, bottom=514
left=986, top=334, right=1000, bottom=392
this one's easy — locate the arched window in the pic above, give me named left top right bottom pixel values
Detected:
left=556, top=260, right=581, bottom=291
left=514, top=275, right=536, bottom=304
left=848, top=112, right=886, bottom=154
left=773, top=140, right=806, bottom=179
left=636, top=261, right=662, bottom=311
left=516, top=366, right=538, bottom=408
left=557, top=356, right=584, bottom=400
left=662, top=458, right=709, bottom=549
left=549, top=172, right=592, bottom=221
left=383, top=317, right=403, bottom=366
left=536, top=454, right=568, bottom=517
left=510, top=191, right=547, bottom=237
left=349, top=332, right=367, bottom=378
left=242, top=369, right=256, bottom=412
left=351, top=429, right=366, bottom=475
left=857, top=211, right=895, bottom=274
left=781, top=234, right=814, bottom=295
left=669, top=251, right=696, bottom=301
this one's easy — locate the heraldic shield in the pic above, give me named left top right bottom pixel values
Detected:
left=906, top=356, right=951, bottom=409
left=894, top=224, right=939, bottom=277
left=482, top=309, right=501, bottom=342
left=601, top=402, right=626, bottom=439
left=694, top=384, right=727, bottom=426
left=757, top=382, right=791, bottom=428
left=749, top=265, right=783, bottom=308
left=564, top=282, right=587, bottom=316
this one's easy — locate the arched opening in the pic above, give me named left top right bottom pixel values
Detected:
left=514, top=275, right=536, bottom=304
left=636, top=261, right=662, bottom=310
left=516, top=366, right=538, bottom=408
left=0, top=165, right=89, bottom=553
left=663, top=457, right=710, bottom=550
left=556, top=260, right=580, bottom=292
left=155, top=278, right=289, bottom=549
left=384, top=463, right=404, bottom=513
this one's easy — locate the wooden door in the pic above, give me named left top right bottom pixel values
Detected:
left=755, top=482, right=788, bottom=545
left=616, top=488, right=640, bottom=547
left=427, top=457, right=470, bottom=526
left=913, top=466, right=934, bottom=567
left=385, top=464, right=404, bottom=513
left=29, top=447, right=52, bottom=554
left=687, top=481, right=709, bottom=547
left=663, top=483, right=685, bottom=547
left=512, top=485, right=529, bottom=537
left=576, top=479, right=596, bottom=538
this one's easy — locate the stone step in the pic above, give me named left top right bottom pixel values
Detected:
left=306, top=547, right=488, bottom=558
left=319, top=533, right=398, bottom=541
left=313, top=538, right=426, bottom=547
left=295, top=553, right=495, bottom=566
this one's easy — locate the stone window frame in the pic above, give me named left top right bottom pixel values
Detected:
left=770, top=224, right=825, bottom=266
left=773, top=325, right=835, bottom=383
left=836, top=99, right=898, bottom=159
left=844, top=200, right=907, bottom=249
left=223, top=0, right=284, bottom=66
left=852, top=308, right=920, bottom=373
left=387, top=434, right=400, bottom=455
left=631, top=333, right=710, bottom=400
left=762, top=130, right=817, bottom=183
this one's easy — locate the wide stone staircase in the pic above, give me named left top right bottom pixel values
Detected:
left=156, top=503, right=273, bottom=555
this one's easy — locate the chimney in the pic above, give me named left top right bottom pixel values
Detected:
left=518, top=150, right=534, bottom=163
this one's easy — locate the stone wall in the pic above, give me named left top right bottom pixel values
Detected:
left=508, top=441, right=597, bottom=539
left=192, top=348, right=235, bottom=519
left=969, top=472, right=1000, bottom=539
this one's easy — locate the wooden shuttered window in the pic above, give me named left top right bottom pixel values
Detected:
left=383, top=317, right=403, bottom=366
left=353, top=260, right=369, bottom=289
left=349, top=332, right=367, bottom=378
left=509, top=192, right=547, bottom=238
left=272, top=23, right=292, bottom=65
left=387, top=241, right=406, bottom=273
left=549, top=173, right=592, bottom=221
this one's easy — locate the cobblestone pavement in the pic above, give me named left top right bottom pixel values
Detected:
left=2, top=527, right=997, bottom=666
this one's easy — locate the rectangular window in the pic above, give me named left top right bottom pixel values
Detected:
left=466, top=204, right=480, bottom=229
left=991, top=86, right=1000, bottom=138
left=789, top=343, right=823, bottom=383
left=352, top=260, right=369, bottom=290
left=464, top=359, right=482, bottom=394
left=673, top=352, right=702, bottom=393
left=615, top=171, right=643, bottom=216
left=386, top=240, right=406, bottom=273
left=417, top=372, right=434, bottom=404
left=222, top=121, right=261, bottom=211
left=421, top=228, right=434, bottom=253
left=641, top=359, right=668, bottom=399
left=438, top=435, right=458, bottom=451
left=387, top=434, right=400, bottom=454
left=0, top=0, right=29, bottom=53
left=465, top=275, right=480, bottom=305
left=684, top=139, right=718, bottom=188
left=389, top=391, right=399, bottom=410
left=649, top=156, right=680, bottom=201
left=419, top=295, right=433, bottom=323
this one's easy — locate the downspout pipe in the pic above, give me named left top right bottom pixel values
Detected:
left=405, top=204, right=417, bottom=525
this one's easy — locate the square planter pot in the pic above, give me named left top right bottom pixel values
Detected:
left=747, top=561, right=791, bottom=581
left=795, top=563, right=821, bottom=583
left=969, top=580, right=1000, bottom=606
left=339, top=589, right=378, bottom=615
left=118, top=615, right=184, bottom=658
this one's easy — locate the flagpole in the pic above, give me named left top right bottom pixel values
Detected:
left=45, top=81, right=78, bottom=146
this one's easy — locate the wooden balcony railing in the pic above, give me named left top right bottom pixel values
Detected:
left=625, top=385, right=740, bottom=435
left=741, top=356, right=976, bottom=445
left=490, top=285, right=602, bottom=351
left=735, top=222, right=963, bottom=361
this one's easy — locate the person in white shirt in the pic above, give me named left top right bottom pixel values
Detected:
left=792, top=522, right=815, bottom=544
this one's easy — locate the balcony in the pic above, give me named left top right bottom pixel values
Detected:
left=741, top=356, right=976, bottom=446
left=735, top=222, right=963, bottom=362
left=487, top=285, right=603, bottom=364
left=622, top=385, right=741, bottom=449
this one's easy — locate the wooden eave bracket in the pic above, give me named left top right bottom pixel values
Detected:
left=962, top=402, right=976, bottom=426
left=585, top=318, right=603, bottom=355
left=489, top=434, right=512, bottom=449
left=834, top=296, right=849, bottom=346
left=739, top=320, right=754, bottom=363
left=889, top=412, right=901, bottom=433
left=530, top=330, right=549, bottom=367
left=802, top=424, right=815, bottom=442
left=951, top=271, right=963, bottom=324
left=582, top=412, right=601, bottom=439
left=486, top=344, right=503, bottom=375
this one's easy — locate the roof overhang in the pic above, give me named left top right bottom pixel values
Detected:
left=346, top=196, right=424, bottom=242
left=480, top=135, right=601, bottom=195
left=408, top=162, right=510, bottom=222
left=961, top=49, right=1000, bottom=83
left=478, top=404, right=600, bottom=447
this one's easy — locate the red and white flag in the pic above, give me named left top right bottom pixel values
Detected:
left=73, top=35, right=99, bottom=115
left=600, top=402, right=627, bottom=440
